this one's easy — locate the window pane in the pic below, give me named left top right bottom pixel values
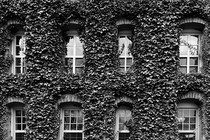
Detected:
left=16, top=58, right=21, bottom=66
left=64, top=110, right=70, bottom=116
left=189, top=110, right=196, bottom=117
left=180, top=45, right=188, bottom=55
left=77, top=124, right=83, bottom=130
left=184, top=118, right=189, bottom=123
left=64, top=133, right=82, bottom=140
left=180, top=58, right=187, bottom=65
left=180, top=66, right=187, bottom=73
left=119, top=133, right=130, bottom=140
left=75, top=58, right=83, bottom=67
left=66, top=37, right=74, bottom=56
left=190, top=118, right=196, bottom=123
left=190, top=124, right=196, bottom=130
left=183, top=124, right=189, bottom=130
left=190, top=58, right=198, bottom=65
left=188, top=35, right=199, bottom=45
left=71, top=117, right=76, bottom=123
left=16, top=117, right=21, bottom=123
left=64, top=117, right=70, bottom=123
left=75, top=67, right=83, bottom=74
left=189, top=46, right=198, bottom=55
left=120, top=58, right=125, bottom=67
left=16, top=124, right=22, bottom=130
left=16, top=46, right=21, bottom=56
left=71, top=124, right=76, bottom=130
left=16, top=133, right=24, bottom=140
left=189, top=66, right=198, bottom=73
left=64, top=124, right=70, bottom=130
left=127, top=58, right=132, bottom=66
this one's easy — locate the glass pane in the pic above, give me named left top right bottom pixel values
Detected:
left=78, top=117, right=83, bottom=123
left=16, top=46, right=21, bottom=56
left=64, top=117, right=70, bottom=123
left=71, top=110, right=76, bottom=116
left=75, top=58, right=83, bottom=66
left=77, top=124, right=83, bottom=130
left=16, top=133, right=24, bottom=140
left=16, top=117, right=21, bottom=123
left=64, top=124, right=70, bottom=130
left=184, top=110, right=189, bottom=117
left=190, top=124, right=196, bottom=130
left=180, top=66, right=187, bottom=73
left=64, top=110, right=70, bottom=116
left=189, top=46, right=198, bottom=55
left=119, top=124, right=124, bottom=130
left=184, top=118, right=189, bottom=123
left=180, top=35, right=187, bottom=46
left=188, top=35, right=199, bottom=45
left=190, top=58, right=198, bottom=65
left=183, top=124, right=189, bottom=130
left=178, top=123, right=182, bottom=130
left=120, top=58, right=125, bottom=67
left=16, top=36, right=22, bottom=45
left=66, top=37, right=74, bottom=56
left=189, top=66, right=198, bottom=73
left=120, top=68, right=125, bottom=72
left=119, top=133, right=130, bottom=140
left=180, top=58, right=187, bottom=65
left=16, top=58, right=21, bottom=66
left=119, top=117, right=125, bottom=123
left=16, top=110, right=22, bottom=116
left=189, top=110, right=196, bottom=116
left=190, top=118, right=196, bottom=123
left=180, top=45, right=188, bottom=55
left=127, top=58, right=132, bottom=66
left=76, top=47, right=83, bottom=56
left=71, top=124, right=76, bottom=130
left=71, top=117, right=76, bottom=123
left=64, top=133, right=82, bottom=140
left=23, top=124, right=26, bottom=130
left=75, top=67, right=83, bottom=74
left=16, top=124, right=22, bottom=130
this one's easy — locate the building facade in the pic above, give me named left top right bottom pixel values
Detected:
left=0, top=0, right=210, bottom=140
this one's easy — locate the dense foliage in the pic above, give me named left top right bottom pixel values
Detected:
left=0, top=0, right=210, bottom=140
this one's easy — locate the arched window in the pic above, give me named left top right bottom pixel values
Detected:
left=60, top=105, right=84, bottom=140
left=7, top=100, right=26, bottom=140
left=115, top=106, right=132, bottom=140
left=179, top=18, right=205, bottom=74
left=177, top=100, right=201, bottom=140
left=10, top=31, right=26, bottom=74
left=65, top=30, right=84, bottom=74
left=117, top=19, right=135, bottom=72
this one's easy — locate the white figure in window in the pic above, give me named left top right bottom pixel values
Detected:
left=19, top=36, right=26, bottom=56
left=118, top=36, right=132, bottom=56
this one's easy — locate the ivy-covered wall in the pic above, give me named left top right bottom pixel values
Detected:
left=0, top=0, right=210, bottom=140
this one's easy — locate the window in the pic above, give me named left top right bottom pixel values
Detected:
left=179, top=30, right=201, bottom=74
left=60, top=106, right=84, bottom=140
left=65, top=30, right=84, bottom=74
left=11, top=108, right=26, bottom=140
left=118, top=30, right=133, bottom=72
left=177, top=101, right=200, bottom=140
left=115, top=107, right=132, bottom=140
left=11, top=31, right=26, bottom=74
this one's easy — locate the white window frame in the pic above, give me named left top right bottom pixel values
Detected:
left=65, top=30, right=83, bottom=74
left=11, top=107, right=26, bottom=140
left=59, top=106, right=84, bottom=140
left=118, top=30, right=133, bottom=72
left=177, top=102, right=200, bottom=140
left=179, top=29, right=202, bottom=74
left=115, top=107, right=131, bottom=140
left=11, top=31, right=26, bottom=74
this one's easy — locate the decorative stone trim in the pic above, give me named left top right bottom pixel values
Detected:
left=6, top=97, right=24, bottom=105
left=6, top=19, right=23, bottom=27
left=116, top=19, right=136, bottom=26
left=115, top=96, right=133, bottom=105
left=180, top=91, right=204, bottom=102
left=57, top=94, right=82, bottom=105
left=180, top=18, right=206, bottom=25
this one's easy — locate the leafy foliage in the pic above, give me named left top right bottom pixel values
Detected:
left=0, top=0, right=210, bottom=140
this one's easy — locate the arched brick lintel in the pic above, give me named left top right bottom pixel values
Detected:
left=115, top=96, right=133, bottom=106
left=57, top=94, right=83, bottom=105
left=179, top=91, right=204, bottom=102
left=6, top=97, right=24, bottom=105
left=180, top=18, right=206, bottom=26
